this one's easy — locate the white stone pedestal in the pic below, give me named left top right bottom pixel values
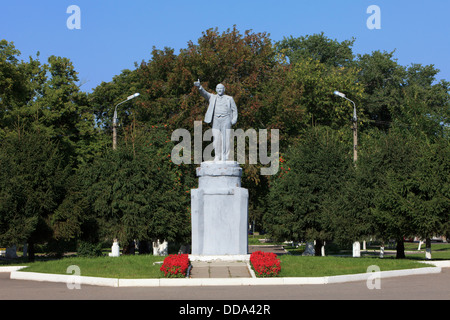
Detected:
left=353, top=241, right=361, bottom=257
left=109, top=240, right=120, bottom=257
left=191, top=161, right=248, bottom=255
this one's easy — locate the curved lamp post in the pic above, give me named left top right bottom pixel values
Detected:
left=334, top=91, right=362, bottom=258
left=109, top=93, right=140, bottom=256
left=112, top=93, right=140, bottom=150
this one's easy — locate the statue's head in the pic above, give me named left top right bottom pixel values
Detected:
left=216, top=83, right=225, bottom=96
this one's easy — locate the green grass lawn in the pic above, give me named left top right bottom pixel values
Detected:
left=17, top=253, right=431, bottom=279
left=277, top=255, right=428, bottom=277
left=21, top=255, right=166, bottom=279
left=403, top=243, right=450, bottom=260
left=284, top=241, right=450, bottom=260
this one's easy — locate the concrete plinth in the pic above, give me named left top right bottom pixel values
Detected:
left=191, top=161, right=248, bottom=255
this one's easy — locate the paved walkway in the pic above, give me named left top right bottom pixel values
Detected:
left=189, top=260, right=252, bottom=278
left=248, top=245, right=288, bottom=255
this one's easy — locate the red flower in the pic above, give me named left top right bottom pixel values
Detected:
left=160, top=254, right=190, bottom=278
left=250, top=251, right=281, bottom=277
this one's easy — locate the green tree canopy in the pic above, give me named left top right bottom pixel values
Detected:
left=0, top=132, right=71, bottom=260
left=0, top=40, right=101, bottom=165
left=276, top=32, right=355, bottom=68
left=264, top=126, right=354, bottom=246
left=55, top=124, right=194, bottom=246
left=357, top=129, right=423, bottom=257
left=403, top=138, right=450, bottom=241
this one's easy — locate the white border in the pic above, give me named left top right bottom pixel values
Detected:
left=5, top=265, right=443, bottom=287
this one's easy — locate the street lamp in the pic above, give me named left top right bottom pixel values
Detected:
left=112, top=93, right=140, bottom=150
left=334, top=91, right=358, bottom=163
left=334, top=91, right=361, bottom=258
left=109, top=92, right=140, bottom=256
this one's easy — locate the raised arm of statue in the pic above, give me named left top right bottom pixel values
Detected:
left=194, top=79, right=211, bottom=101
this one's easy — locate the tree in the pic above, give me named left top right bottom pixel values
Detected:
left=66, top=124, right=194, bottom=250
left=0, top=132, right=71, bottom=260
left=273, top=33, right=365, bottom=141
left=0, top=40, right=46, bottom=140
left=284, top=56, right=364, bottom=130
left=135, top=26, right=283, bottom=131
left=355, top=50, right=450, bottom=138
left=397, top=64, right=450, bottom=139
left=89, top=68, right=141, bottom=131
left=403, top=138, right=450, bottom=258
left=0, top=40, right=106, bottom=257
left=275, top=32, right=355, bottom=68
left=264, top=126, right=354, bottom=254
left=358, top=129, right=422, bottom=258
left=31, top=55, right=101, bottom=165
left=355, top=50, right=405, bottom=129
left=0, top=40, right=101, bottom=166
left=321, top=168, right=374, bottom=248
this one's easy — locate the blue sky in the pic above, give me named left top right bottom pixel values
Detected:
left=1, top=0, right=449, bottom=93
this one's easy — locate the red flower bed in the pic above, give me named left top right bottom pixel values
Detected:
left=250, top=251, right=281, bottom=277
left=160, top=254, right=190, bottom=278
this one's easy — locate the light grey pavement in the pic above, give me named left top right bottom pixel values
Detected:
left=248, top=245, right=289, bottom=255
left=190, top=260, right=252, bottom=279
left=1, top=268, right=449, bottom=300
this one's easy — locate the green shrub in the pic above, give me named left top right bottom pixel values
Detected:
left=77, top=241, right=103, bottom=257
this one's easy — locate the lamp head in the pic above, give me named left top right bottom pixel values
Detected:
left=127, top=93, right=140, bottom=100
left=334, top=91, right=346, bottom=98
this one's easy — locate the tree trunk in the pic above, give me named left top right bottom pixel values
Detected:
left=122, top=240, right=135, bottom=255
left=314, top=240, right=323, bottom=257
left=28, top=242, right=35, bottom=262
left=138, top=240, right=151, bottom=254
left=425, top=238, right=432, bottom=260
left=396, top=239, right=406, bottom=259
